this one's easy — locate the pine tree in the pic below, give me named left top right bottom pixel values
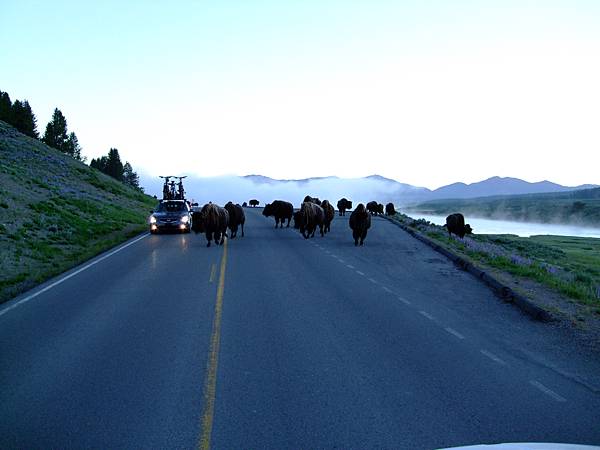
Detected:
left=11, top=100, right=38, bottom=138
left=42, top=108, right=69, bottom=153
left=105, top=148, right=124, bottom=181
left=123, top=162, right=140, bottom=189
left=0, top=91, right=12, bottom=123
left=66, top=132, right=82, bottom=160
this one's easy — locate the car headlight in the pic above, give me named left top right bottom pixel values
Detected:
left=180, top=215, right=190, bottom=224
left=150, top=215, right=157, bottom=224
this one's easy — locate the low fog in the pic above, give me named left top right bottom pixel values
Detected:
left=139, top=174, right=425, bottom=209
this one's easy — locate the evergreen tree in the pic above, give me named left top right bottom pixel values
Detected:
left=0, top=91, right=12, bottom=123
left=11, top=100, right=38, bottom=138
left=123, top=162, right=140, bottom=189
left=66, top=132, right=82, bottom=160
left=90, top=156, right=108, bottom=172
left=105, top=148, right=124, bottom=181
left=42, top=108, right=69, bottom=153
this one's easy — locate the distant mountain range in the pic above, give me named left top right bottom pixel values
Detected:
left=243, top=174, right=597, bottom=205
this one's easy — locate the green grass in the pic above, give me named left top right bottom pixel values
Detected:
left=392, top=213, right=600, bottom=313
left=0, top=119, right=157, bottom=304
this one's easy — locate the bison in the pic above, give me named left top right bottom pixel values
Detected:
left=192, top=202, right=229, bottom=247
left=337, top=198, right=352, bottom=216
left=321, top=200, right=335, bottom=233
left=263, top=200, right=294, bottom=228
left=349, top=203, right=371, bottom=246
left=444, top=213, right=473, bottom=238
left=224, top=201, right=245, bottom=238
left=242, top=201, right=248, bottom=207
left=249, top=199, right=259, bottom=207
left=366, top=201, right=383, bottom=215
left=299, top=201, right=324, bottom=239
left=293, top=210, right=302, bottom=229
left=385, top=203, right=396, bottom=216
left=303, top=195, right=322, bottom=206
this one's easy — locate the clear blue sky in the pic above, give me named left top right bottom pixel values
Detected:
left=2, top=0, right=599, bottom=189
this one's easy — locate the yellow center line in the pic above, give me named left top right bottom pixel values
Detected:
left=199, top=239, right=228, bottom=450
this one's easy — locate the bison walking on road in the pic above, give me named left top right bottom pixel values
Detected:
left=299, top=201, right=325, bottom=239
left=444, top=213, right=473, bottom=238
left=224, top=201, right=245, bottom=238
left=192, top=203, right=229, bottom=247
left=366, top=201, right=383, bottom=215
left=321, top=200, right=335, bottom=234
left=385, top=203, right=396, bottom=216
left=249, top=199, right=259, bottom=207
left=263, top=200, right=293, bottom=228
left=337, top=198, right=352, bottom=216
left=349, top=203, right=371, bottom=246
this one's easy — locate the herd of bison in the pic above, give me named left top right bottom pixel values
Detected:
left=190, top=196, right=472, bottom=247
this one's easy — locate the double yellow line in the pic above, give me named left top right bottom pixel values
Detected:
left=199, top=239, right=228, bottom=450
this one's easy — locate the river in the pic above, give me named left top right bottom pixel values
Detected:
left=409, top=214, right=600, bottom=238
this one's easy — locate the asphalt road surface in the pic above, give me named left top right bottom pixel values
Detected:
left=1, top=207, right=599, bottom=449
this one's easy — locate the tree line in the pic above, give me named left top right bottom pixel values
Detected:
left=1, top=88, right=141, bottom=191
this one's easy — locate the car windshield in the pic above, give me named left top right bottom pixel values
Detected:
left=155, top=202, right=187, bottom=213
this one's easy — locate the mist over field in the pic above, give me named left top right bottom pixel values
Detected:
left=140, top=174, right=425, bottom=208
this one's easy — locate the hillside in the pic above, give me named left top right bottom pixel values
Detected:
left=0, top=120, right=156, bottom=303
left=407, top=188, right=600, bottom=227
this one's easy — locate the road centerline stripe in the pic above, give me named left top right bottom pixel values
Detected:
left=529, top=380, right=566, bottom=402
left=419, top=310, right=435, bottom=320
left=199, top=239, right=229, bottom=449
left=356, top=270, right=365, bottom=276
left=209, top=263, right=217, bottom=283
left=398, top=296, right=411, bottom=305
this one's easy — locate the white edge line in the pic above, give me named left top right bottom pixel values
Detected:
left=0, top=233, right=149, bottom=318
left=480, top=349, right=507, bottom=365
left=444, top=327, right=465, bottom=339
left=529, top=380, right=567, bottom=402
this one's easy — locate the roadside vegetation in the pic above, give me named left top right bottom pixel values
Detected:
left=0, top=120, right=155, bottom=304
left=389, top=213, right=600, bottom=317
left=407, top=188, right=600, bottom=228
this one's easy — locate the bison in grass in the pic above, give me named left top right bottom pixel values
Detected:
left=263, top=200, right=293, bottom=228
left=299, top=201, right=325, bottom=239
left=192, top=203, right=229, bottom=247
left=337, top=198, right=352, bottom=216
left=349, top=203, right=371, bottom=246
left=224, top=201, right=245, bottom=238
left=385, top=203, right=396, bottom=216
left=249, top=199, right=259, bottom=207
left=321, top=200, right=335, bottom=233
left=444, top=213, right=473, bottom=238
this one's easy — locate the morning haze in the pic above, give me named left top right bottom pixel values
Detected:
left=1, top=0, right=598, bottom=190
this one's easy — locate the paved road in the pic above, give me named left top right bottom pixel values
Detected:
left=1, top=207, right=599, bottom=449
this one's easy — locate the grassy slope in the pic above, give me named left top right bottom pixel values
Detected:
left=391, top=214, right=600, bottom=316
left=0, top=120, right=155, bottom=304
left=407, top=189, right=600, bottom=227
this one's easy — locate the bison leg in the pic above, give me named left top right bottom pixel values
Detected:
left=320, top=225, right=324, bottom=237
left=286, top=218, right=290, bottom=227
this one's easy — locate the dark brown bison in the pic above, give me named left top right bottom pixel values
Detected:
left=337, top=198, right=352, bottom=216
left=192, top=203, right=229, bottom=247
left=293, top=210, right=302, bottom=229
left=366, top=201, right=383, bottom=215
left=263, top=200, right=294, bottom=228
left=385, top=203, right=396, bottom=216
left=249, top=199, right=259, bottom=207
left=299, top=201, right=324, bottom=238
left=321, top=200, right=335, bottom=233
left=444, top=213, right=473, bottom=238
left=349, top=203, right=371, bottom=246
left=224, top=201, right=245, bottom=238
left=242, top=201, right=248, bottom=207
left=303, top=195, right=322, bottom=206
